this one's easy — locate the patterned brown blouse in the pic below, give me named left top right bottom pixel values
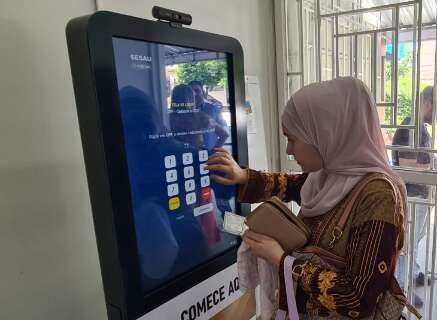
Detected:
left=238, top=169, right=404, bottom=319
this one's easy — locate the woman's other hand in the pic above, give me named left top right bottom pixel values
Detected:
left=206, top=147, right=248, bottom=185
left=242, top=230, right=285, bottom=267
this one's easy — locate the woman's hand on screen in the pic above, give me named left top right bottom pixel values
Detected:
left=206, top=147, right=248, bottom=185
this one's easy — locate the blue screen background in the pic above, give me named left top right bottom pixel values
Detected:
left=112, top=37, right=238, bottom=293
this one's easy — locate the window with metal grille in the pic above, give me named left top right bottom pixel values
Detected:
left=275, top=0, right=437, bottom=317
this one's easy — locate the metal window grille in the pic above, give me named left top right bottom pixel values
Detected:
left=276, top=0, right=437, bottom=317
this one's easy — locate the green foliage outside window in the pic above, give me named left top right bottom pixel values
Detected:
left=174, top=60, right=227, bottom=95
left=384, top=48, right=427, bottom=134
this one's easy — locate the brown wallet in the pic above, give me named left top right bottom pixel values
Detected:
left=245, top=196, right=311, bottom=252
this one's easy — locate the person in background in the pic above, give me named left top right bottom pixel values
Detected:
left=392, top=86, right=434, bottom=307
left=119, top=86, right=209, bottom=288
left=207, top=78, right=414, bottom=318
left=189, top=80, right=227, bottom=127
left=169, top=84, right=229, bottom=244
left=188, top=80, right=234, bottom=214
left=170, top=84, right=228, bottom=149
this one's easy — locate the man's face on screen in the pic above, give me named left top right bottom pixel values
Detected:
left=191, top=84, right=204, bottom=107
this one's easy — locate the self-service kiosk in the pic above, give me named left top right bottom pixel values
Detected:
left=66, top=10, right=249, bottom=320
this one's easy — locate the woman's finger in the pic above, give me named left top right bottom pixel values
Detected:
left=206, top=155, right=231, bottom=165
left=244, top=230, right=270, bottom=242
left=205, top=164, right=232, bottom=173
left=243, top=230, right=255, bottom=239
left=244, top=230, right=263, bottom=242
left=214, top=147, right=231, bottom=156
left=217, top=152, right=232, bottom=160
left=207, top=152, right=227, bottom=160
left=244, top=238, right=263, bottom=258
left=208, top=152, right=231, bottom=163
left=243, top=236, right=258, bottom=248
left=253, top=233, right=274, bottom=242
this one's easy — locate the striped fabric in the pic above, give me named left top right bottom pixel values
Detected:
left=238, top=170, right=403, bottom=318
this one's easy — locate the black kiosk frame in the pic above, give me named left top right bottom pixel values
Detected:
left=66, top=11, right=249, bottom=320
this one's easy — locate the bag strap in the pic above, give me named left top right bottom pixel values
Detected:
left=328, top=174, right=398, bottom=249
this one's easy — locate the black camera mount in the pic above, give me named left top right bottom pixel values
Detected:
left=152, top=6, right=192, bottom=28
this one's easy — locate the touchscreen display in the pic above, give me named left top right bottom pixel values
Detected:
left=112, top=37, right=238, bottom=293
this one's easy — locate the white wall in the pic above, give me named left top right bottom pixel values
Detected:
left=99, top=0, right=280, bottom=170
left=0, top=1, right=107, bottom=319
left=0, top=1, right=277, bottom=319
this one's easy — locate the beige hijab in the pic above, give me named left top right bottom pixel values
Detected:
left=282, top=77, right=406, bottom=217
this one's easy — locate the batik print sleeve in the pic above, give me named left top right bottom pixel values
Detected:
left=237, top=169, right=308, bottom=204
left=281, top=186, right=401, bottom=318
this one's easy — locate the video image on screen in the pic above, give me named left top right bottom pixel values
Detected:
left=112, top=37, right=239, bottom=293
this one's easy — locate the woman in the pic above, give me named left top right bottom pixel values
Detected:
left=206, top=78, right=413, bottom=318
